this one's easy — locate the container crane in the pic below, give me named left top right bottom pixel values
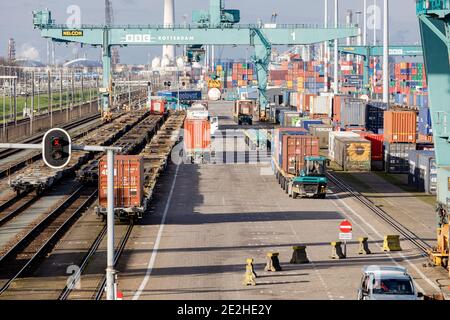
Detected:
left=32, top=0, right=358, bottom=117
left=416, top=0, right=450, bottom=273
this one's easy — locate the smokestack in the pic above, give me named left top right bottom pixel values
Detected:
left=163, top=0, right=175, bottom=64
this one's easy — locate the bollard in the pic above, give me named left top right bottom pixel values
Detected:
left=243, top=258, right=257, bottom=286
left=331, top=241, right=346, bottom=259
left=290, top=245, right=310, bottom=264
left=264, top=252, right=282, bottom=272
left=358, top=237, right=372, bottom=255
left=382, top=235, right=402, bottom=251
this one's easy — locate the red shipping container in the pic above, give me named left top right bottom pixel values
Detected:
left=184, top=119, right=211, bottom=152
left=383, top=111, right=417, bottom=143
left=150, top=99, right=166, bottom=114
left=273, top=128, right=308, bottom=166
left=281, top=135, right=319, bottom=175
left=98, top=155, right=144, bottom=209
left=359, top=132, right=384, bottom=161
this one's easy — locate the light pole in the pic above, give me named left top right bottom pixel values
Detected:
left=333, top=0, right=339, bottom=93
left=324, top=0, right=329, bottom=93
left=382, top=0, right=389, bottom=103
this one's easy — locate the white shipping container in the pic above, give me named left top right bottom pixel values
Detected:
left=311, top=96, right=332, bottom=116
left=290, top=92, right=298, bottom=109
left=187, top=103, right=209, bottom=120
left=328, top=131, right=359, bottom=160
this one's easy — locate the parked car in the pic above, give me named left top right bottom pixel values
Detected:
left=357, top=266, right=423, bottom=300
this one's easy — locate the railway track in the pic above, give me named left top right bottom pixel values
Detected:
left=326, top=171, right=431, bottom=256
left=59, top=223, right=134, bottom=300
left=0, top=184, right=98, bottom=295
left=0, top=111, right=183, bottom=299
left=0, top=89, right=146, bottom=179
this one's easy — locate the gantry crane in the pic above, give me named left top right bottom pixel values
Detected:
left=338, top=45, right=423, bottom=94
left=32, top=0, right=358, bottom=117
left=416, top=0, right=450, bottom=272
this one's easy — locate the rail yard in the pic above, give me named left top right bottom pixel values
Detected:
left=1, top=1, right=450, bottom=313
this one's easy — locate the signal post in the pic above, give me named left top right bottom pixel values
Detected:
left=0, top=129, right=121, bottom=300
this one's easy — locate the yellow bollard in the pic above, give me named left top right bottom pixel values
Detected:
left=264, top=252, right=282, bottom=272
left=358, top=237, right=372, bottom=255
left=243, top=258, right=257, bottom=286
left=382, top=235, right=402, bottom=251
left=290, top=246, right=310, bottom=264
left=331, top=241, right=346, bottom=259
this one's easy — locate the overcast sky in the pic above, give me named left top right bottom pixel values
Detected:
left=1, top=0, right=420, bottom=64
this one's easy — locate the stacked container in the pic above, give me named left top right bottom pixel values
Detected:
left=333, top=97, right=366, bottom=129
left=366, top=102, right=388, bottom=134
left=328, top=131, right=360, bottom=161
left=309, top=124, right=333, bottom=149
left=333, top=136, right=371, bottom=171
left=310, top=95, right=332, bottom=118
left=383, top=110, right=417, bottom=173
left=408, top=150, right=436, bottom=194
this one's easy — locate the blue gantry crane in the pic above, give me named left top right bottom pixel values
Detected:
left=32, top=0, right=358, bottom=118
left=338, top=45, right=423, bottom=93
left=416, top=0, right=450, bottom=271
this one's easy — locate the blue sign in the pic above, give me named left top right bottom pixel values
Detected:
left=157, top=90, right=202, bottom=101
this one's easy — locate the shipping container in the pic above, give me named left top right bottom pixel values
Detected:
left=310, top=95, right=332, bottom=116
left=98, top=155, right=144, bottom=210
left=187, top=103, right=209, bottom=120
left=418, top=151, right=437, bottom=195
left=149, top=98, right=166, bottom=114
left=300, top=119, right=323, bottom=131
left=272, top=128, right=309, bottom=164
left=279, top=135, right=320, bottom=175
left=384, top=142, right=417, bottom=173
left=281, top=111, right=303, bottom=127
left=184, top=119, right=211, bottom=153
left=359, top=132, right=384, bottom=161
left=309, top=124, right=333, bottom=149
left=418, top=106, right=432, bottom=135
left=328, top=131, right=359, bottom=160
left=366, top=102, right=388, bottom=133
left=333, top=96, right=366, bottom=127
left=333, top=136, right=371, bottom=171
left=383, top=111, right=417, bottom=143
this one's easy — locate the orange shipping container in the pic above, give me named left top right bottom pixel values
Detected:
left=98, top=155, right=144, bottom=209
left=281, top=135, right=320, bottom=175
left=184, top=119, right=211, bottom=152
left=383, top=111, right=417, bottom=143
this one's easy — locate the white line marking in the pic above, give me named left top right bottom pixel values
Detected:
left=330, top=192, right=440, bottom=292
left=132, top=164, right=180, bottom=300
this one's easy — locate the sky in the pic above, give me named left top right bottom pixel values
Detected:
left=0, top=0, right=420, bottom=64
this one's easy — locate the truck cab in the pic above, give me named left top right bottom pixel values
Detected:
left=233, top=100, right=255, bottom=125
left=357, top=266, right=423, bottom=300
left=290, top=156, right=328, bottom=199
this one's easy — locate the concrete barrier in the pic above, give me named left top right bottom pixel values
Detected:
left=290, top=246, right=310, bottom=264
left=243, top=258, right=257, bottom=286
left=331, top=241, right=346, bottom=259
left=382, top=235, right=402, bottom=251
left=358, top=237, right=372, bottom=255
left=264, top=252, right=282, bottom=272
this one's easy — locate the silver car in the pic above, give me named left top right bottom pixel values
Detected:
left=357, top=266, right=423, bottom=300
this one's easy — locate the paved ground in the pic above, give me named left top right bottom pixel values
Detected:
left=1, top=101, right=448, bottom=300
left=114, top=101, right=448, bottom=300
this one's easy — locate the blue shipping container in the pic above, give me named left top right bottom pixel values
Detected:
left=418, top=106, right=432, bottom=135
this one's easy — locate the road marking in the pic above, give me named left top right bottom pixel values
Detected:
left=330, top=192, right=440, bottom=293
left=132, top=164, right=180, bottom=300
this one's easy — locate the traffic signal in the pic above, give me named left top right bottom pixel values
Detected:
left=42, top=128, right=72, bottom=169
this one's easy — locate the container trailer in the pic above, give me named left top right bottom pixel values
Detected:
left=233, top=100, right=255, bottom=125
left=333, top=136, right=371, bottom=171
left=271, top=131, right=325, bottom=198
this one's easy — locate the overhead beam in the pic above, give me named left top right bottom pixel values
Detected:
left=39, top=26, right=359, bottom=46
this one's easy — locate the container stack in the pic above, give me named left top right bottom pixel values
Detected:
left=215, top=60, right=256, bottom=88
left=383, top=111, right=417, bottom=173
left=365, top=102, right=388, bottom=134
left=408, top=150, right=436, bottom=194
